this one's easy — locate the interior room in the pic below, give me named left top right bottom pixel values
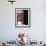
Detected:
left=0, top=0, right=46, bottom=46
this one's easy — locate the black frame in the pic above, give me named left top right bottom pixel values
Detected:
left=15, top=8, right=31, bottom=28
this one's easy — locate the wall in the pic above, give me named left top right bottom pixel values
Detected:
left=0, top=0, right=46, bottom=42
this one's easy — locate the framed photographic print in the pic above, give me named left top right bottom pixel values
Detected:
left=15, top=8, right=31, bottom=28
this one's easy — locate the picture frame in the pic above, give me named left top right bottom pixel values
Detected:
left=15, top=8, right=31, bottom=28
